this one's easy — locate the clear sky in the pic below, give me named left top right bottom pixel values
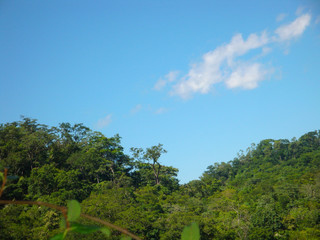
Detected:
left=1, top=0, right=320, bottom=183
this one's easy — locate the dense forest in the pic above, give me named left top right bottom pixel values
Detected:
left=0, top=117, right=320, bottom=239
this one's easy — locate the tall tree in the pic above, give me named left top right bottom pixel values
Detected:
left=131, top=144, right=167, bottom=185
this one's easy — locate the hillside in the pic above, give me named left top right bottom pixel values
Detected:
left=1, top=118, right=319, bottom=239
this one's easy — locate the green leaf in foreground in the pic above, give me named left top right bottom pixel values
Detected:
left=181, top=222, right=200, bottom=240
left=100, top=227, right=111, bottom=237
left=120, top=236, right=131, bottom=240
left=67, top=200, right=81, bottom=222
left=70, top=222, right=100, bottom=234
left=50, top=233, right=64, bottom=240
left=70, top=222, right=110, bottom=236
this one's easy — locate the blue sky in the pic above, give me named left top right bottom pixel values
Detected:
left=1, top=0, right=320, bottom=183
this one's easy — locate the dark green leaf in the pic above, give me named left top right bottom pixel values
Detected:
left=7, top=175, right=19, bottom=180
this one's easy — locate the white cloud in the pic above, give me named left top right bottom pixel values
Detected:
left=261, top=47, right=272, bottom=56
left=131, top=104, right=142, bottom=114
left=170, top=32, right=269, bottom=99
left=96, top=114, right=112, bottom=129
left=274, top=14, right=311, bottom=41
left=158, top=10, right=311, bottom=99
left=154, top=71, right=179, bottom=90
left=277, top=13, right=287, bottom=22
left=225, top=63, right=271, bottom=89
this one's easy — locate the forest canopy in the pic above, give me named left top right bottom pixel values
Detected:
left=0, top=117, right=320, bottom=239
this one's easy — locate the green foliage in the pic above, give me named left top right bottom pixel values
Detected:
left=1, top=117, right=320, bottom=239
left=50, top=200, right=112, bottom=240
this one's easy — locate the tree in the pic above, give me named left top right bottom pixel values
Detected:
left=0, top=117, right=53, bottom=176
left=131, top=144, right=167, bottom=185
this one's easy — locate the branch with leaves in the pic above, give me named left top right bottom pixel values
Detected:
left=0, top=167, right=200, bottom=240
left=0, top=168, right=141, bottom=240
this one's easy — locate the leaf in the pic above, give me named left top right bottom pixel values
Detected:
left=100, top=227, right=111, bottom=237
left=70, top=222, right=109, bottom=235
left=181, top=222, right=200, bottom=240
left=67, top=200, right=81, bottom=222
left=50, top=233, right=64, bottom=240
left=120, top=236, right=131, bottom=240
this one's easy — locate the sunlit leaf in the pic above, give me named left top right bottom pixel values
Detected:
left=181, top=222, right=200, bottom=240
left=100, top=227, right=111, bottom=237
left=67, top=200, right=81, bottom=221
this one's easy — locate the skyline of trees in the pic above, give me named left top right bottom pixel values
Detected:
left=1, top=117, right=319, bottom=239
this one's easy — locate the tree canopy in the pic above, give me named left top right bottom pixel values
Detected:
left=1, top=117, right=320, bottom=239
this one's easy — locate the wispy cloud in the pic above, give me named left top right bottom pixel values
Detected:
left=154, top=71, right=179, bottom=90
left=315, top=15, right=320, bottom=24
left=130, top=104, right=142, bottom=114
left=261, top=47, right=272, bottom=56
left=129, top=104, right=168, bottom=116
left=154, top=107, right=167, bottom=115
left=95, top=114, right=112, bottom=129
left=276, top=13, right=287, bottom=22
left=296, top=6, right=305, bottom=16
left=274, top=14, right=311, bottom=41
left=158, top=9, right=311, bottom=99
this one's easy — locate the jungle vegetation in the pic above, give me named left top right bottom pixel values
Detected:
left=0, top=117, right=319, bottom=239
